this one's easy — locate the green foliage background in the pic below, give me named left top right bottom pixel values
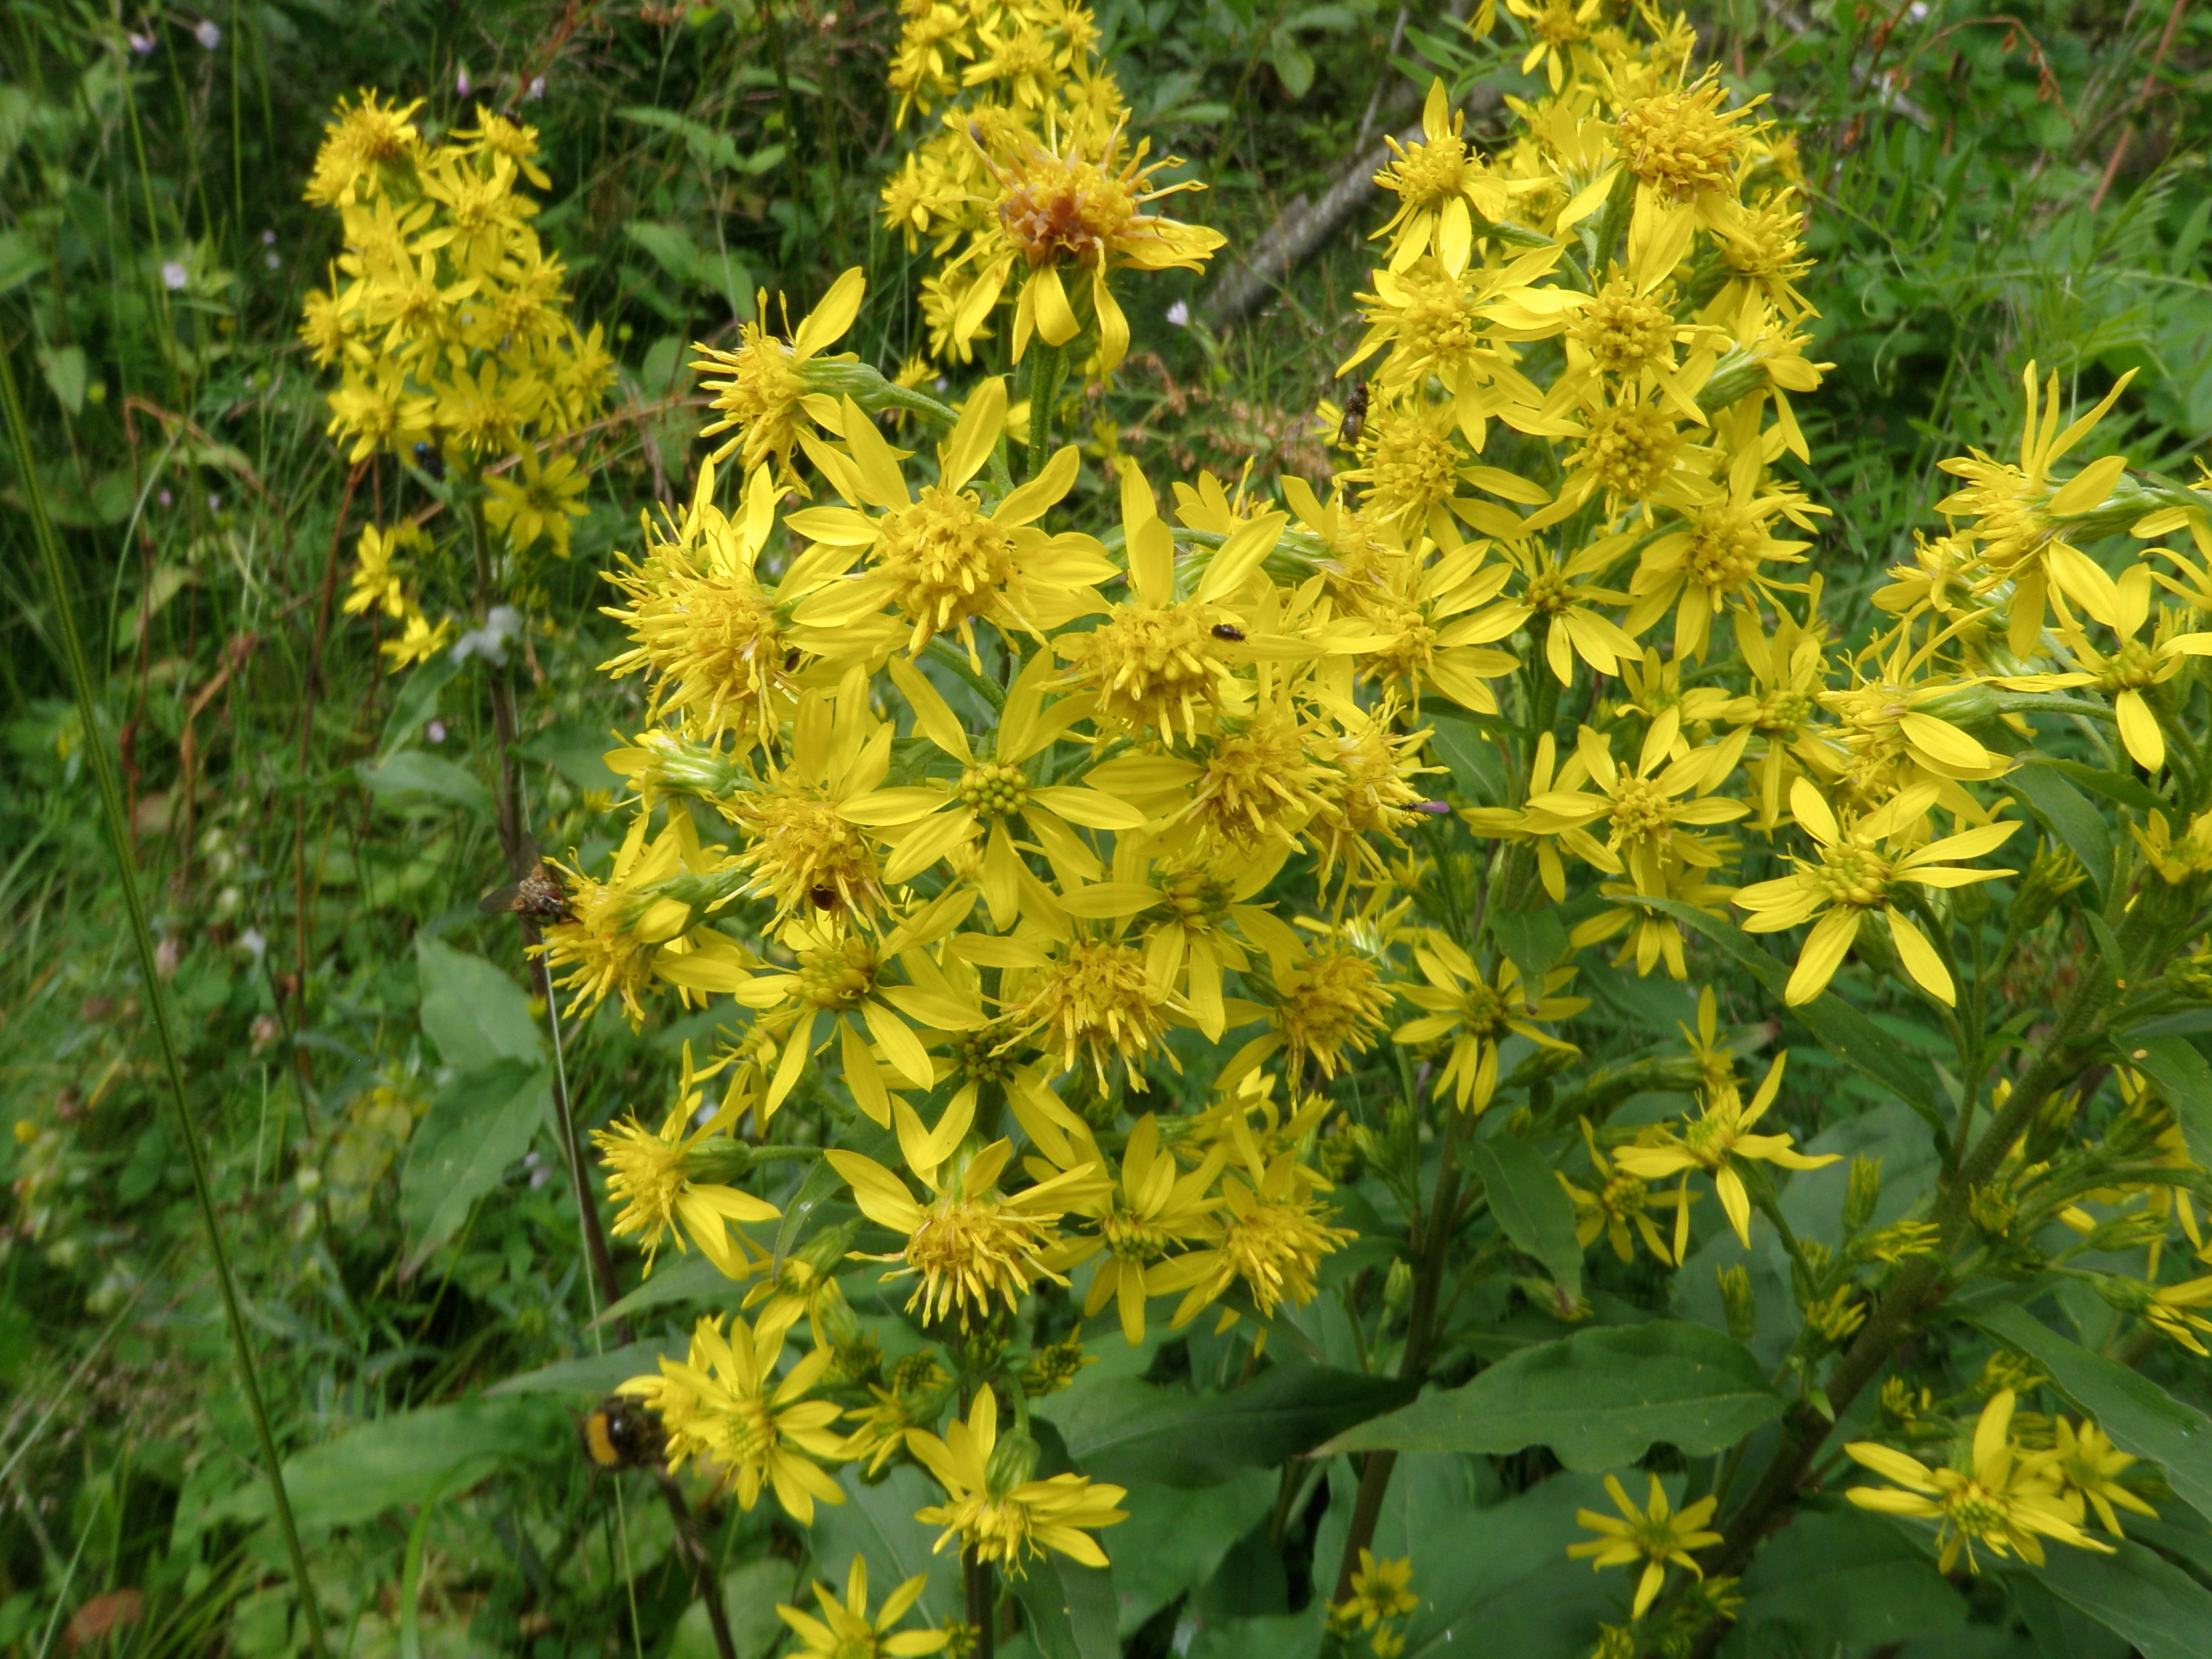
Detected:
left=2, top=0, right=2210, bottom=1653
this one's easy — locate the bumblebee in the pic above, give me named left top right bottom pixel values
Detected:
left=579, top=1395, right=666, bottom=1470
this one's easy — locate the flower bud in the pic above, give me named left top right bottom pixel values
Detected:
left=1842, top=1155, right=1882, bottom=1237
left=984, top=1426, right=1041, bottom=1493
left=2013, top=843, right=2087, bottom=931
left=1716, top=1263, right=1756, bottom=1343
left=1382, top=1258, right=1415, bottom=1324
left=1914, top=681, right=1998, bottom=725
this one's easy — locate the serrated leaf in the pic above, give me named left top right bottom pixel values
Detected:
left=484, top=1340, right=675, bottom=1397
left=592, top=1247, right=753, bottom=1329
left=1637, top=897, right=1942, bottom=1129
left=1489, top=907, right=1569, bottom=988
left=1318, top=1319, right=1781, bottom=1470
left=1038, top=1364, right=1416, bottom=1487
left=1471, top=1135, right=1581, bottom=1303
left=1969, top=1304, right=2212, bottom=1526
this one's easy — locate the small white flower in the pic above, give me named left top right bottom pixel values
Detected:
left=425, top=719, right=447, bottom=744
left=193, top=18, right=221, bottom=48
left=264, top=252, right=280, bottom=269
left=451, top=604, right=525, bottom=666
left=238, top=927, right=268, bottom=959
left=261, top=229, right=276, bottom=245
left=525, top=75, right=545, bottom=100
left=207, top=493, right=221, bottom=512
left=1166, top=299, right=1190, bottom=327
left=160, top=260, right=189, bottom=290
left=127, top=32, right=155, bottom=53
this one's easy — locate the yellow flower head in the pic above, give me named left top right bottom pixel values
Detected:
left=617, top=1310, right=849, bottom=1523
left=1567, top=1472, right=1721, bottom=1618
left=907, top=1386, right=1128, bottom=1573
left=1844, top=1390, right=2111, bottom=1574
left=778, top=1557, right=951, bottom=1659
left=694, top=268, right=867, bottom=480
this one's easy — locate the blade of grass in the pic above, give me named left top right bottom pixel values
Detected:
left=1, top=339, right=332, bottom=1659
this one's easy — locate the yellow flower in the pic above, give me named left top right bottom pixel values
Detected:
left=1612, top=1051, right=1839, bottom=1252
left=1612, top=72, right=1763, bottom=236
left=343, top=523, right=423, bottom=621
left=483, top=446, right=589, bottom=558
left=721, top=694, right=897, bottom=926
left=1559, top=1119, right=1689, bottom=1265
left=1936, top=361, right=2137, bottom=653
left=2045, top=554, right=2212, bottom=773
left=1844, top=1390, right=2109, bottom=1574
left=788, top=380, right=1116, bottom=663
left=533, top=809, right=739, bottom=1027
left=378, top=606, right=454, bottom=671
left=907, top=1386, right=1128, bottom=1572
left=617, top=1312, right=848, bottom=1523
left=1043, top=1115, right=1225, bottom=1344
left=591, top=1045, right=782, bottom=1277
left=1567, top=1473, right=1721, bottom=1618
left=1518, top=719, right=1748, bottom=896
left=2048, top=1417, right=2159, bottom=1537
left=780, top=1558, right=950, bottom=1659
left=956, top=119, right=1222, bottom=371
left=1161, top=1145, right=1356, bottom=1325
left=1392, top=934, right=1585, bottom=1113
left=1733, top=778, right=2017, bottom=1006
left=1372, top=82, right=1520, bottom=275
left=693, top=267, right=867, bottom=480
left=830, top=1138, right=1103, bottom=1327
left=1332, top=1549, right=1418, bottom=1629
left=303, top=90, right=424, bottom=206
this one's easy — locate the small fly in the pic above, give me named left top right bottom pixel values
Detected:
left=1337, top=382, right=1370, bottom=448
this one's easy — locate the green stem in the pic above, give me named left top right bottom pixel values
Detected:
left=1025, top=341, right=1064, bottom=483
left=925, top=637, right=1008, bottom=711
left=3, top=339, right=331, bottom=1658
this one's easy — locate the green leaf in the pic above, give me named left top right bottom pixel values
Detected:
left=593, top=1247, right=751, bottom=1329
left=1422, top=706, right=1507, bottom=806
left=1269, top=38, right=1315, bottom=97
left=1736, top=1508, right=1966, bottom=1647
left=400, top=1057, right=549, bottom=1273
left=379, top=653, right=464, bottom=757
left=483, top=1340, right=674, bottom=1397
left=206, top=1398, right=559, bottom=1529
left=1318, top=1319, right=1782, bottom=1470
left=358, top=750, right=491, bottom=817
left=0, top=230, right=47, bottom=296
left=1037, top=1364, right=1418, bottom=1487
left=1471, top=1134, right=1581, bottom=1303
left=1968, top=1304, right=2212, bottom=1526
left=417, top=936, right=544, bottom=1073
left=2007, top=761, right=2112, bottom=891
left=2033, top=1537, right=2212, bottom=1659
left=624, top=220, right=708, bottom=285
left=809, top=1465, right=964, bottom=1623
left=2028, top=756, right=2167, bottom=815
left=1108, top=1473, right=1275, bottom=1637
left=774, top=1155, right=847, bottom=1272
left=1400, top=1470, right=1617, bottom=1659
left=36, top=344, right=85, bottom=416
left=2128, top=1035, right=2212, bottom=1169
left=668, top=1560, right=796, bottom=1659
left=1489, top=907, right=1568, bottom=988
left=518, top=719, right=624, bottom=795
left=1012, top=1556, right=1118, bottom=1659
left=1637, top=897, right=1942, bottom=1127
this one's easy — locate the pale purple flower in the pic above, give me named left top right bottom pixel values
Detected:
left=193, top=18, right=221, bottom=48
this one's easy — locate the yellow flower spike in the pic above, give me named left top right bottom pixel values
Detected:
left=1567, top=1472, right=1721, bottom=1619
left=1734, top=777, right=2019, bottom=1006
left=692, top=267, right=867, bottom=481
left=615, top=1310, right=850, bottom=1523
left=1843, top=1390, right=2111, bottom=1573
left=907, top=1386, right=1128, bottom=1573
left=1612, top=1051, right=1840, bottom=1250
left=829, top=1138, right=1105, bottom=1326
left=777, top=1557, right=951, bottom=1659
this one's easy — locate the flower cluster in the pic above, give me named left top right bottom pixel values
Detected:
left=506, top=0, right=2212, bottom=1644
left=303, top=93, right=613, bottom=668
